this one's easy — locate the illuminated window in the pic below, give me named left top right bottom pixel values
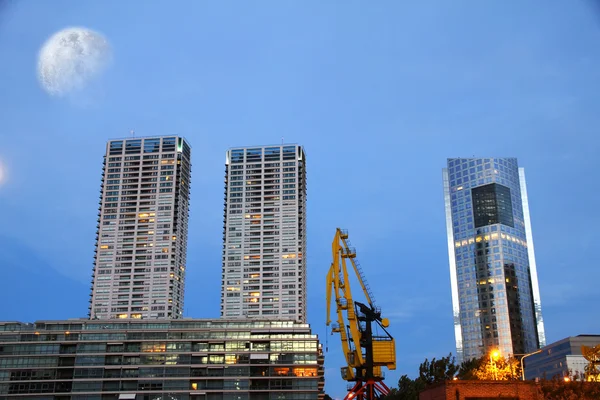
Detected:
left=293, top=367, right=317, bottom=377
left=191, top=383, right=198, bottom=390
left=117, top=314, right=128, bottom=319
left=141, top=342, right=166, bottom=353
left=225, top=354, right=237, bottom=364
left=131, top=313, right=142, bottom=319
left=274, top=367, right=290, bottom=376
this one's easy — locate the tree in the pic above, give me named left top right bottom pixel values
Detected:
left=581, top=344, right=600, bottom=382
left=473, top=355, right=521, bottom=381
left=538, top=376, right=600, bottom=400
left=381, top=375, right=423, bottom=400
left=417, top=353, right=459, bottom=385
left=383, top=354, right=459, bottom=400
left=457, top=356, right=484, bottom=380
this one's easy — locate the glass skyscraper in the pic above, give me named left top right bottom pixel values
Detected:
left=443, top=158, right=545, bottom=361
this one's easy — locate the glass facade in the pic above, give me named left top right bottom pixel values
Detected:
left=524, top=335, right=600, bottom=380
left=0, top=319, right=324, bottom=400
left=443, top=158, right=546, bottom=361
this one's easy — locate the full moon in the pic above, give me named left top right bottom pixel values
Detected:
left=37, top=27, right=111, bottom=96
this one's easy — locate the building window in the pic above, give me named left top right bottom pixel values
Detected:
left=471, top=183, right=514, bottom=228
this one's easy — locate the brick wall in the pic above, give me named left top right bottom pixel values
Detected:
left=419, top=380, right=542, bottom=400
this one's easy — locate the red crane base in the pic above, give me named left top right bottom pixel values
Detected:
left=344, top=380, right=391, bottom=400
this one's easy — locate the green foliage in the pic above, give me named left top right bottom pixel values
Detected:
left=417, top=353, right=459, bottom=385
left=538, top=377, right=600, bottom=400
left=383, top=354, right=459, bottom=400
left=473, top=355, right=521, bottom=380
left=584, top=362, right=600, bottom=382
left=457, top=356, right=483, bottom=380
left=383, top=352, right=600, bottom=400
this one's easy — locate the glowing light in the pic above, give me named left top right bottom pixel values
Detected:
left=0, top=162, right=5, bottom=185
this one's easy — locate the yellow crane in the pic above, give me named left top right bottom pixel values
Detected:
left=326, top=228, right=396, bottom=400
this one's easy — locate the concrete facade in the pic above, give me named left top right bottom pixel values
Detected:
left=221, top=145, right=307, bottom=322
left=89, top=136, right=192, bottom=320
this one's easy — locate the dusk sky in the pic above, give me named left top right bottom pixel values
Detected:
left=1, top=1, right=600, bottom=398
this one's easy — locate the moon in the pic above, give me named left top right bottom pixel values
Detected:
left=37, top=27, right=112, bottom=97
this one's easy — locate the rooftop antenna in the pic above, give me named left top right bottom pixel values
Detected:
left=130, top=130, right=135, bottom=138
left=281, top=136, right=284, bottom=144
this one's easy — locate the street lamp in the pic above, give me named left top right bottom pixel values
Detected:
left=517, top=350, right=543, bottom=381
left=490, top=350, right=501, bottom=380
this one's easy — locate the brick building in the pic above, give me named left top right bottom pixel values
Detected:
left=419, top=380, right=541, bottom=400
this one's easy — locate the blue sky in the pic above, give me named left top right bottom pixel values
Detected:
left=1, top=1, right=600, bottom=397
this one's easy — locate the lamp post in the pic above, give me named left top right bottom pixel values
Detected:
left=490, top=350, right=500, bottom=380
left=518, top=350, right=543, bottom=381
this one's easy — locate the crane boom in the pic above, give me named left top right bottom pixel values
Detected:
left=326, top=228, right=396, bottom=400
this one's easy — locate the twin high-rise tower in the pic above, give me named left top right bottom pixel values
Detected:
left=221, top=145, right=307, bottom=322
left=443, top=158, right=546, bottom=361
left=89, top=138, right=545, bottom=361
left=89, top=137, right=192, bottom=320
left=90, top=138, right=307, bottom=322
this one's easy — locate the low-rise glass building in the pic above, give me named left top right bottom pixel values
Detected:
left=524, top=335, right=600, bottom=380
left=0, top=319, right=323, bottom=400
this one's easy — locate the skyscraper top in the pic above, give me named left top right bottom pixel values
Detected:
left=227, top=143, right=301, bottom=150
left=226, top=144, right=306, bottom=165
left=107, top=135, right=192, bottom=142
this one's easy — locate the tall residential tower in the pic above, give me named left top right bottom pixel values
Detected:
left=89, top=136, right=191, bottom=320
left=443, top=158, right=545, bottom=361
left=221, top=145, right=307, bottom=322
